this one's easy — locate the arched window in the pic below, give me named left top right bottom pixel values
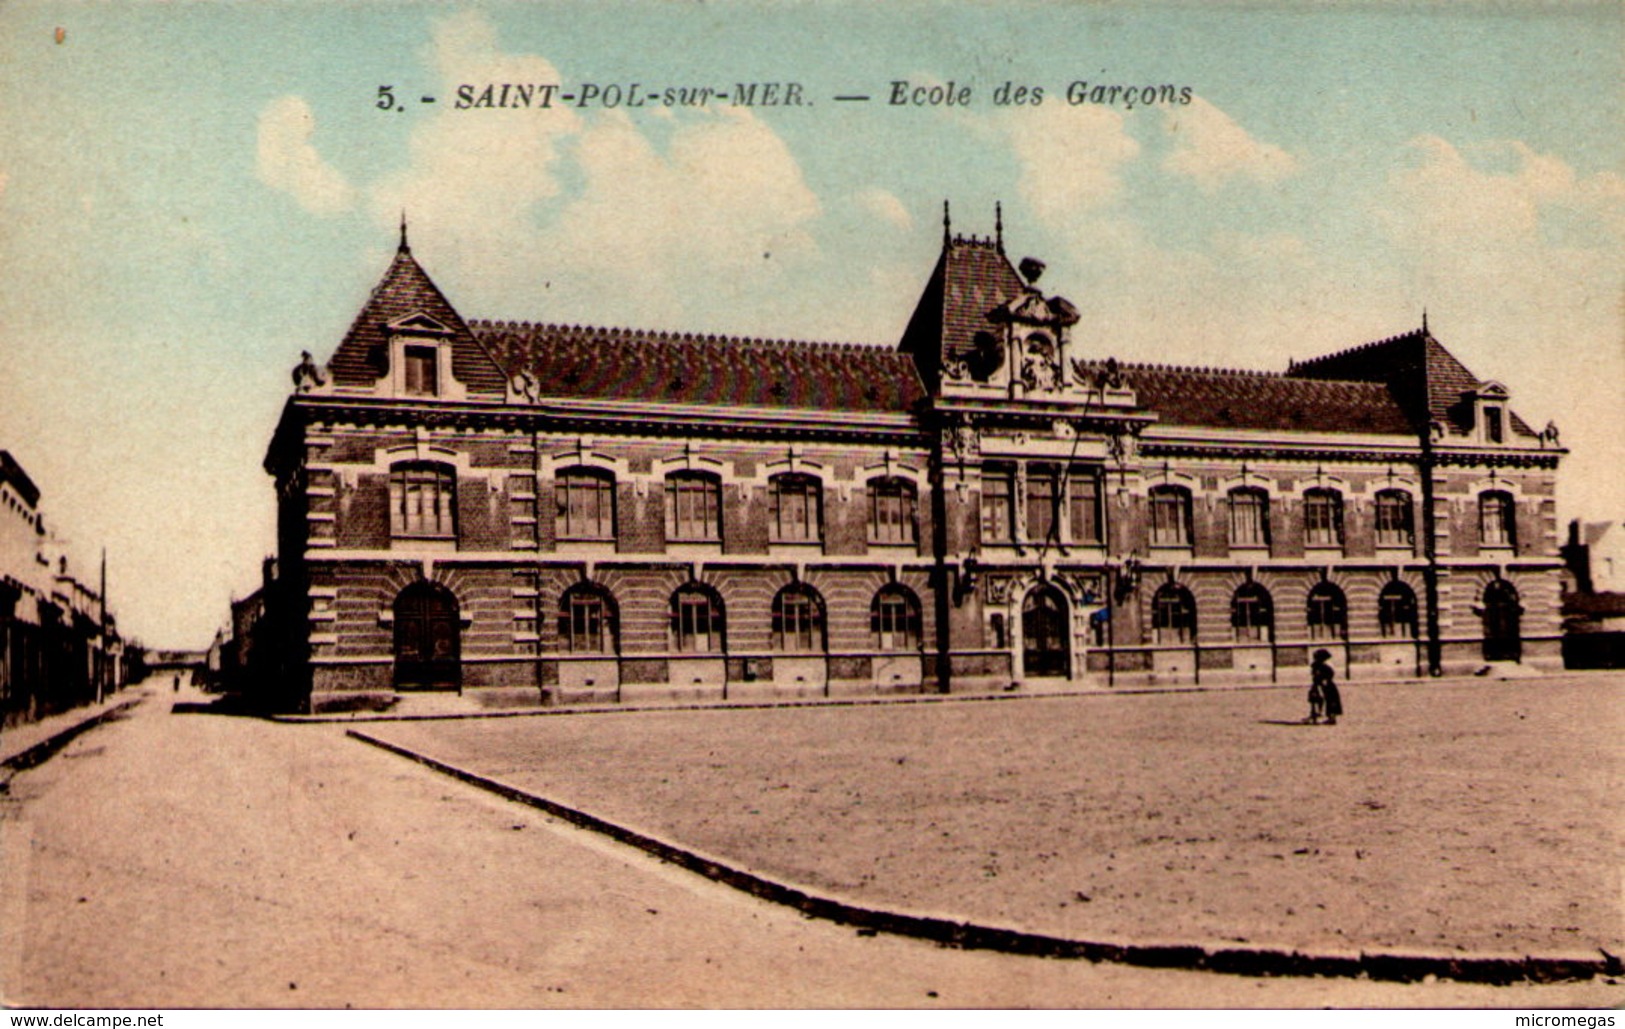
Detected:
left=771, top=583, right=825, bottom=652
left=871, top=584, right=922, bottom=650
left=1231, top=582, right=1273, bottom=642
left=390, top=462, right=456, bottom=539
left=1228, top=487, right=1270, bottom=548
left=1304, top=489, right=1344, bottom=548
left=1151, top=582, right=1197, bottom=644
left=559, top=583, right=617, bottom=654
left=1375, top=489, right=1414, bottom=548
left=1479, top=491, right=1516, bottom=548
left=1149, top=485, right=1192, bottom=547
left=1306, top=581, right=1348, bottom=640
left=1378, top=580, right=1418, bottom=639
left=556, top=467, right=615, bottom=539
left=665, top=471, right=721, bottom=542
left=670, top=583, right=724, bottom=653
left=868, top=477, right=917, bottom=544
left=769, top=473, right=822, bottom=543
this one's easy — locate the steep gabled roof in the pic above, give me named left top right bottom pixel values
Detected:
left=471, top=321, right=926, bottom=415
left=1073, top=360, right=1414, bottom=435
left=326, top=242, right=507, bottom=396
left=1287, top=329, right=1537, bottom=439
left=899, top=235, right=1028, bottom=369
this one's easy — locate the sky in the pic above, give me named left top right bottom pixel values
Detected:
left=0, top=1, right=1620, bottom=649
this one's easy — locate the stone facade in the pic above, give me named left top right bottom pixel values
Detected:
left=258, top=217, right=1566, bottom=712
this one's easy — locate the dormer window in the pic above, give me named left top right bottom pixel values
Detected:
left=404, top=345, right=439, bottom=396
left=1484, top=406, right=1503, bottom=444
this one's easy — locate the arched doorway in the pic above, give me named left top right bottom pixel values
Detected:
left=1022, top=585, right=1070, bottom=678
left=1482, top=579, right=1522, bottom=662
left=394, top=581, right=461, bottom=689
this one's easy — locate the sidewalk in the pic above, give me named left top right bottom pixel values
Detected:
left=1, top=687, right=147, bottom=772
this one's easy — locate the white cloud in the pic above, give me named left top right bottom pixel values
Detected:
left=1006, top=103, right=1140, bottom=223
left=856, top=188, right=912, bottom=231
left=1160, top=98, right=1298, bottom=193
left=255, top=96, right=354, bottom=215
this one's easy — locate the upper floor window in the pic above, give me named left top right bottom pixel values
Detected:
left=403, top=345, right=439, bottom=396
left=1484, top=406, right=1504, bottom=444
left=1069, top=470, right=1103, bottom=545
left=1304, top=489, right=1344, bottom=548
left=1378, top=580, right=1418, bottom=639
left=1228, top=488, right=1270, bottom=548
left=559, top=583, right=617, bottom=654
left=1231, top=582, right=1273, bottom=643
left=769, top=473, right=822, bottom=543
left=556, top=467, right=615, bottom=539
left=871, top=584, right=922, bottom=651
left=665, top=472, right=721, bottom=542
left=1027, top=465, right=1060, bottom=546
left=869, top=477, right=917, bottom=545
left=982, top=464, right=1016, bottom=544
left=1149, top=485, right=1192, bottom=548
left=1306, top=581, right=1348, bottom=640
left=772, top=583, right=825, bottom=652
left=1375, top=489, right=1414, bottom=548
left=1479, top=490, right=1516, bottom=548
left=1151, top=582, right=1196, bottom=644
left=390, top=463, right=456, bottom=538
left=670, top=584, right=724, bottom=653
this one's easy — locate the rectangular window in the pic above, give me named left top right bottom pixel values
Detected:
left=557, top=472, right=614, bottom=539
left=770, top=476, right=821, bottom=542
left=869, top=480, right=916, bottom=544
left=404, top=345, right=438, bottom=396
left=666, top=476, right=721, bottom=541
left=1026, top=466, right=1058, bottom=546
left=1068, top=470, right=1102, bottom=545
left=1149, top=489, right=1189, bottom=547
left=393, top=466, right=455, bottom=538
left=1480, top=493, right=1514, bottom=548
left=1305, top=492, right=1343, bottom=548
left=1375, top=492, right=1414, bottom=547
left=982, top=465, right=1015, bottom=543
left=1229, top=491, right=1267, bottom=547
left=1485, top=406, right=1504, bottom=444
left=775, top=594, right=819, bottom=651
left=872, top=594, right=918, bottom=650
left=674, top=593, right=717, bottom=652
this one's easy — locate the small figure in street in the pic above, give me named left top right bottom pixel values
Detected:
left=1306, top=676, right=1324, bottom=724
left=1312, top=649, right=1342, bottom=726
left=172, top=674, right=180, bottom=693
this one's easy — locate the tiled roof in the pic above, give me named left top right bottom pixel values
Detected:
left=899, top=235, right=1028, bottom=370
left=471, top=321, right=926, bottom=415
left=1074, top=361, right=1415, bottom=435
left=326, top=244, right=508, bottom=396
left=1287, top=330, right=1538, bottom=439
left=0, top=450, right=40, bottom=508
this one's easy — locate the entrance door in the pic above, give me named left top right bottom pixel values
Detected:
left=1022, top=586, right=1070, bottom=678
left=394, top=582, right=461, bottom=689
left=1482, top=579, right=1522, bottom=662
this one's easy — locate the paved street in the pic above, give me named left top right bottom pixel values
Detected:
left=0, top=679, right=1616, bottom=1009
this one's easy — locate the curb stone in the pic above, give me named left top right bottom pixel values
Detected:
left=1, top=695, right=144, bottom=773
left=346, top=728, right=1613, bottom=986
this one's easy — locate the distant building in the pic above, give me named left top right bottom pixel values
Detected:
left=257, top=214, right=1568, bottom=713
left=0, top=450, right=131, bottom=725
left=1563, top=519, right=1624, bottom=594
left=1560, top=519, right=1625, bottom=668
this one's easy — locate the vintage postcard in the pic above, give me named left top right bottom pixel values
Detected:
left=0, top=0, right=1620, bottom=1014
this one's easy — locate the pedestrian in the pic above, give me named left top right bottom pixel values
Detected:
left=1312, top=649, right=1342, bottom=726
left=1306, top=676, right=1324, bottom=724
left=173, top=673, right=180, bottom=693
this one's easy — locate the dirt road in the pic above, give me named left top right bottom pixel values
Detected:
left=0, top=683, right=1614, bottom=1008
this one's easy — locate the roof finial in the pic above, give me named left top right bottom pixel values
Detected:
left=942, top=199, right=951, bottom=248
left=1421, top=307, right=1428, bottom=334
left=399, top=210, right=410, bottom=253
left=995, top=201, right=1004, bottom=252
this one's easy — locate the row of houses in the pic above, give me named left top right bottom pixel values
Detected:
left=0, top=450, right=138, bottom=726
left=221, top=213, right=1568, bottom=713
